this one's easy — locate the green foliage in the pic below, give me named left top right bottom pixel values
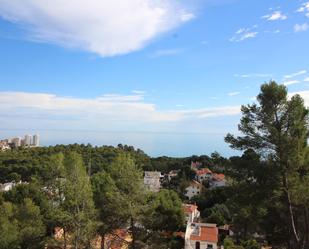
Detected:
left=0, top=199, right=45, bottom=249
left=1, top=85, right=307, bottom=249
left=17, top=198, right=46, bottom=249
left=0, top=144, right=151, bottom=182
left=224, top=237, right=239, bottom=249
left=241, top=239, right=259, bottom=249
left=144, top=189, right=185, bottom=232
left=0, top=202, right=20, bottom=249
left=92, top=153, right=146, bottom=248
left=225, top=81, right=309, bottom=248
left=222, top=239, right=259, bottom=249
left=62, top=152, right=98, bottom=248
left=205, top=204, right=231, bottom=226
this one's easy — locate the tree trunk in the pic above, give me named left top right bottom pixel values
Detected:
left=302, top=207, right=309, bottom=249
left=100, top=233, right=105, bottom=249
left=131, top=217, right=136, bottom=249
left=63, top=227, right=67, bottom=249
left=283, top=173, right=300, bottom=248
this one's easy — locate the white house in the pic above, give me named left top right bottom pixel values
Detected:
left=185, top=181, right=203, bottom=200
left=183, top=204, right=200, bottom=223
left=209, top=174, right=226, bottom=189
left=0, top=181, right=21, bottom=192
left=144, top=171, right=162, bottom=192
left=195, top=168, right=213, bottom=183
left=185, top=223, right=218, bottom=249
left=0, top=140, right=10, bottom=151
left=0, top=182, right=14, bottom=192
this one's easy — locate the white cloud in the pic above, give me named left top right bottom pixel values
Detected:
left=283, top=80, right=300, bottom=86
left=264, top=29, right=280, bottom=34
left=297, top=2, right=309, bottom=18
left=180, top=12, right=195, bottom=22
left=294, top=23, right=309, bottom=32
left=262, top=11, right=287, bottom=21
left=234, top=73, right=272, bottom=78
left=131, top=90, right=146, bottom=95
left=0, top=91, right=241, bottom=130
left=230, top=27, right=258, bottom=42
left=0, top=0, right=194, bottom=57
left=304, top=77, right=309, bottom=82
left=150, top=48, right=183, bottom=58
left=228, top=92, right=240, bottom=96
left=180, top=106, right=241, bottom=118
left=284, top=70, right=307, bottom=79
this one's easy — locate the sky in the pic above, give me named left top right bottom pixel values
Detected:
left=0, top=0, right=309, bottom=157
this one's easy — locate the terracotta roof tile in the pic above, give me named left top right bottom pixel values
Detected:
left=196, top=168, right=212, bottom=176
left=212, top=173, right=225, bottom=181
left=190, top=224, right=218, bottom=243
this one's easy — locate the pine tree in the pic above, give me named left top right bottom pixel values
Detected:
left=225, top=81, right=309, bottom=249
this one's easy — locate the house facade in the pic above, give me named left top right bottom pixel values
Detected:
left=185, top=223, right=218, bottom=249
left=144, top=171, right=162, bottom=192
left=209, top=174, right=226, bottom=189
left=195, top=168, right=213, bottom=183
left=0, top=181, right=25, bottom=192
left=185, top=181, right=203, bottom=200
left=183, top=204, right=200, bottom=223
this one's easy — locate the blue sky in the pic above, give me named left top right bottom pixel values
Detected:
left=0, top=0, right=309, bottom=157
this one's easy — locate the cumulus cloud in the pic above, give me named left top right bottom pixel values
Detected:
left=262, top=11, right=287, bottom=21
left=0, top=91, right=241, bottom=131
left=230, top=27, right=258, bottom=42
left=294, top=23, right=309, bottom=32
left=0, top=0, right=194, bottom=57
left=297, top=2, right=309, bottom=18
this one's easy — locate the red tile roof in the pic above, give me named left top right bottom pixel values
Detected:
left=212, top=173, right=225, bottom=181
left=190, top=224, right=218, bottom=243
left=196, top=168, right=212, bottom=176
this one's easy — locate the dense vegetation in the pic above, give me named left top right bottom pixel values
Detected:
left=0, top=81, right=308, bottom=249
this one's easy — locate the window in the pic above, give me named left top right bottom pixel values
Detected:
left=207, top=244, right=213, bottom=249
left=195, top=241, right=200, bottom=249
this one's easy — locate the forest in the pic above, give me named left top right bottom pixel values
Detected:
left=0, top=81, right=308, bottom=249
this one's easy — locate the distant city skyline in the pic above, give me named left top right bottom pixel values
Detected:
left=0, top=0, right=308, bottom=156
left=0, top=134, right=40, bottom=150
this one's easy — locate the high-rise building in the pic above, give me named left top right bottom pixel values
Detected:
left=23, top=135, right=31, bottom=146
left=32, top=135, right=39, bottom=147
left=11, top=137, right=21, bottom=148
